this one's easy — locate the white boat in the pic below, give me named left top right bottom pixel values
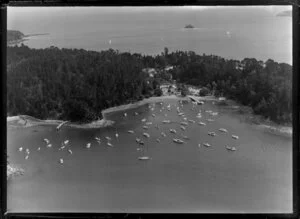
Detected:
left=219, top=128, right=228, bottom=133
left=136, top=138, right=141, bottom=143
left=59, top=146, right=65, bottom=151
left=226, top=146, right=237, bottom=151
left=183, top=117, right=187, bottom=121
left=161, top=132, right=166, bottom=137
left=188, top=119, right=195, bottom=123
left=180, top=121, right=188, bottom=126
left=124, top=113, right=127, bottom=117
left=96, top=140, right=101, bottom=144
left=107, top=142, right=113, bottom=147
left=95, top=137, right=101, bottom=141
left=115, top=133, right=119, bottom=138
left=211, top=112, right=219, bottom=116
left=134, top=112, right=139, bottom=115
left=203, top=143, right=211, bottom=147
left=143, top=133, right=150, bottom=138
left=162, top=120, right=171, bottom=124
left=232, top=135, right=239, bottom=140
left=205, top=110, right=212, bottom=113
left=141, top=118, right=147, bottom=122
left=198, top=122, right=206, bottom=126
left=152, top=114, right=156, bottom=117
left=37, top=147, right=41, bottom=151
left=105, top=136, right=112, bottom=141
left=146, top=122, right=152, bottom=125
left=68, top=149, right=73, bottom=154
left=47, top=144, right=52, bottom=148
left=18, top=147, right=23, bottom=152
left=178, top=112, right=185, bottom=116
left=64, top=140, right=69, bottom=145
left=208, top=132, right=216, bottom=137
left=173, top=138, right=184, bottom=144
left=44, top=138, right=50, bottom=144
left=25, top=148, right=30, bottom=154
left=156, top=138, right=160, bottom=143
left=25, top=155, right=29, bottom=160
left=143, top=126, right=149, bottom=129
left=86, top=143, right=91, bottom=148
left=206, top=119, right=215, bottom=122
left=180, top=126, right=186, bottom=130
left=169, top=129, right=177, bottom=134
left=128, top=130, right=135, bottom=134
left=59, top=158, right=64, bottom=164
left=138, top=156, right=150, bottom=160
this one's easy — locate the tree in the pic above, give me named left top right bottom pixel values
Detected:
left=154, top=88, right=163, bottom=96
left=199, top=87, right=210, bottom=96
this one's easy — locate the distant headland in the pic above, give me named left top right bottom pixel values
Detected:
left=7, top=30, right=49, bottom=45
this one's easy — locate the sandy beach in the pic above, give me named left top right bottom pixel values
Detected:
left=7, top=95, right=187, bottom=129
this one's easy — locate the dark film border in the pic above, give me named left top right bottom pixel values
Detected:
left=1, top=1, right=299, bottom=219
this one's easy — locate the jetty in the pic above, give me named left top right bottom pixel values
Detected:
left=187, top=96, right=204, bottom=105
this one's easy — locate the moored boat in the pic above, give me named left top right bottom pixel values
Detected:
left=232, top=135, right=239, bottom=139
left=173, top=138, right=184, bottom=144
left=203, top=142, right=211, bottom=147
left=138, top=156, right=150, bottom=160
left=143, top=132, right=150, bottom=138
left=169, top=129, right=177, bottom=134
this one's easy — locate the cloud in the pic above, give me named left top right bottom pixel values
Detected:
left=277, top=10, right=292, bottom=17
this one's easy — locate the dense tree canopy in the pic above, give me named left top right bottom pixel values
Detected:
left=7, top=45, right=292, bottom=124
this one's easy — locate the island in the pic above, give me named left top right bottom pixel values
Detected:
left=184, top=24, right=195, bottom=29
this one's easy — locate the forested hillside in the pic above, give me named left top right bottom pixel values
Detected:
left=7, top=45, right=159, bottom=122
left=143, top=49, right=292, bottom=124
left=7, top=45, right=292, bottom=124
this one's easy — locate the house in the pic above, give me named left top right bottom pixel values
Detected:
left=142, top=68, right=157, bottom=78
left=188, top=86, right=200, bottom=96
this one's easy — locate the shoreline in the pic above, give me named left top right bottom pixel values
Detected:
left=7, top=95, right=187, bottom=129
left=6, top=95, right=292, bottom=137
left=102, top=95, right=188, bottom=116
left=7, top=164, right=24, bottom=180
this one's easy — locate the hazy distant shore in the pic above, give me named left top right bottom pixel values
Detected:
left=7, top=32, right=49, bottom=46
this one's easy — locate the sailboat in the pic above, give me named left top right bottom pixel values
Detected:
left=138, top=138, right=150, bottom=160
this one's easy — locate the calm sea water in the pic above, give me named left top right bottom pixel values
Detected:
left=7, top=99, right=292, bottom=213
left=8, top=6, right=292, bottom=64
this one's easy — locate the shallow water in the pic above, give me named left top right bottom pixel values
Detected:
left=7, top=99, right=292, bottom=213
